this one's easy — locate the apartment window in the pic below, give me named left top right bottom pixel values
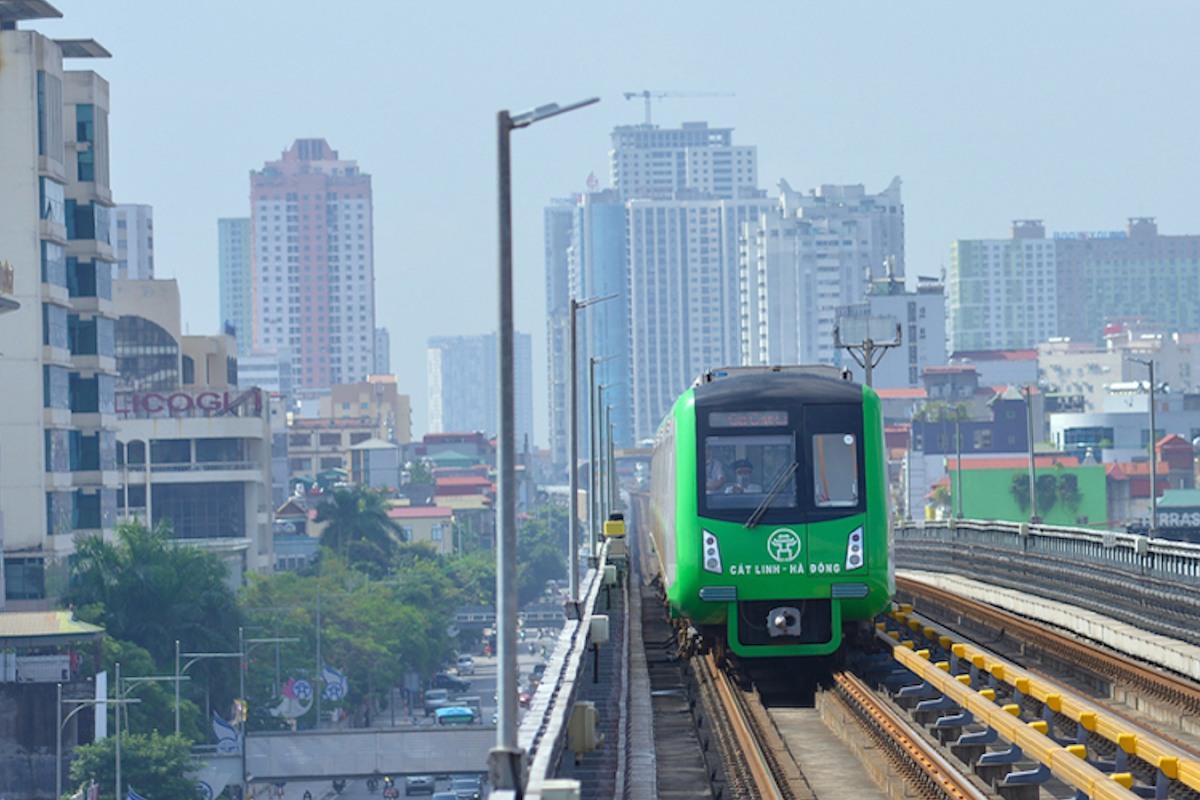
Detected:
left=319, top=433, right=341, bottom=446
left=431, top=524, right=444, bottom=542
left=399, top=525, right=414, bottom=543
left=76, top=104, right=95, bottom=181
left=5, top=558, right=46, bottom=601
left=37, top=70, right=63, bottom=158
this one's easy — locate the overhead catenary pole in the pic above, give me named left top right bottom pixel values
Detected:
left=833, top=322, right=902, bottom=388
left=494, top=96, right=599, bottom=797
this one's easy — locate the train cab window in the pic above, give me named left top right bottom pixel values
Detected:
left=703, top=434, right=796, bottom=510
left=812, top=433, right=858, bottom=507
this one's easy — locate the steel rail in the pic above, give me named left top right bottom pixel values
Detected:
left=832, top=671, right=990, bottom=800
left=707, top=653, right=784, bottom=799
left=894, top=578, right=1200, bottom=796
left=896, top=576, right=1200, bottom=719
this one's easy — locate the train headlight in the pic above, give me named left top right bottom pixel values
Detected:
left=845, top=526, right=864, bottom=571
left=701, top=529, right=723, bottom=574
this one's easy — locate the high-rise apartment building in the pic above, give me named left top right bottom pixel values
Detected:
left=1056, top=218, right=1200, bottom=344
left=741, top=179, right=906, bottom=367
left=428, top=333, right=533, bottom=448
left=626, top=193, right=775, bottom=441
left=250, top=139, right=375, bottom=392
left=570, top=190, right=631, bottom=458
left=612, top=123, right=771, bottom=443
left=218, top=217, right=252, bottom=354
left=110, top=203, right=153, bottom=280
left=949, top=218, right=1200, bottom=352
left=0, top=10, right=118, bottom=606
left=544, top=199, right=575, bottom=471
left=374, top=327, right=390, bottom=375
left=949, top=220, right=1059, bottom=352
left=610, top=122, right=757, bottom=201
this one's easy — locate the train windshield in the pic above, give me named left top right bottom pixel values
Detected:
left=702, top=434, right=797, bottom=510
left=812, top=433, right=859, bottom=507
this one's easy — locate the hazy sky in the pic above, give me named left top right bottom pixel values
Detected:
left=35, top=1, right=1200, bottom=443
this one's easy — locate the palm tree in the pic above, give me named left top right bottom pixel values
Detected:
left=315, top=487, right=403, bottom=568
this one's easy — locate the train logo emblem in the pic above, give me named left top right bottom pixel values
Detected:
left=767, top=529, right=802, bottom=563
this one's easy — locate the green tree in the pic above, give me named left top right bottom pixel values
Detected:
left=515, top=505, right=567, bottom=606
left=913, top=400, right=971, bottom=423
left=315, top=487, right=403, bottom=570
left=68, top=730, right=198, bottom=800
left=446, top=551, right=495, bottom=606
left=62, top=520, right=243, bottom=736
left=240, top=553, right=455, bottom=727
left=407, top=459, right=434, bottom=485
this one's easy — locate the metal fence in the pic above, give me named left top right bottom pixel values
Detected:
left=895, top=519, right=1200, bottom=645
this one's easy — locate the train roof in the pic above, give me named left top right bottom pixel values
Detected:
left=693, top=369, right=864, bottom=406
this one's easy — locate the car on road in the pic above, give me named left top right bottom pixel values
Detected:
left=456, top=654, right=475, bottom=675
left=432, top=672, right=471, bottom=693
left=451, top=775, right=482, bottom=800
left=431, top=793, right=457, bottom=800
left=405, top=776, right=434, bottom=796
left=423, top=688, right=450, bottom=715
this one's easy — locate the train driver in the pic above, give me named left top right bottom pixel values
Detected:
left=724, top=459, right=763, bottom=494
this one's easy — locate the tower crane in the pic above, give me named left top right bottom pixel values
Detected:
left=622, top=90, right=735, bottom=126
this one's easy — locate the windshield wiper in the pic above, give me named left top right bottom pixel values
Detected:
left=744, top=461, right=798, bottom=529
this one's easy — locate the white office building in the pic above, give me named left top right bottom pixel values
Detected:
left=626, top=194, right=774, bottom=441
left=238, top=347, right=294, bottom=397
left=110, top=203, right=153, bottom=280
left=835, top=276, right=947, bottom=388
left=0, top=12, right=119, bottom=608
left=610, top=122, right=757, bottom=201
left=218, top=216, right=252, bottom=354
left=429, top=333, right=533, bottom=447
left=741, top=178, right=906, bottom=368
left=374, top=327, right=390, bottom=375
left=606, top=122, right=773, bottom=442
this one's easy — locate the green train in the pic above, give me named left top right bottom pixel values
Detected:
left=649, top=366, right=894, bottom=658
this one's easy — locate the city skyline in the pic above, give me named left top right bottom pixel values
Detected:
left=26, top=0, right=1200, bottom=444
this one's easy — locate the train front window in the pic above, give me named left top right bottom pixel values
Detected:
left=812, top=433, right=859, bottom=507
left=702, top=434, right=796, bottom=510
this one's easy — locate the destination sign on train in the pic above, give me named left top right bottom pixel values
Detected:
left=708, top=410, right=788, bottom=428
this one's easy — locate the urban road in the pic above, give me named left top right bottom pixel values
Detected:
left=246, top=633, right=554, bottom=798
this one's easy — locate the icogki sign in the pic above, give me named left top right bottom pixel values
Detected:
left=116, top=389, right=262, bottom=418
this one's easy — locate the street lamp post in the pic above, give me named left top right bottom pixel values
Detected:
left=56, top=683, right=140, bottom=800
left=1024, top=385, right=1039, bottom=523
left=175, top=640, right=241, bottom=735
left=115, top=663, right=189, bottom=800
left=588, top=355, right=617, bottom=553
left=495, top=95, right=598, bottom=795
left=568, top=294, right=616, bottom=604
left=238, top=627, right=299, bottom=798
left=1128, top=357, right=1160, bottom=536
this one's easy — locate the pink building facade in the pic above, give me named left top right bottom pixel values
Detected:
left=250, top=139, right=375, bottom=392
